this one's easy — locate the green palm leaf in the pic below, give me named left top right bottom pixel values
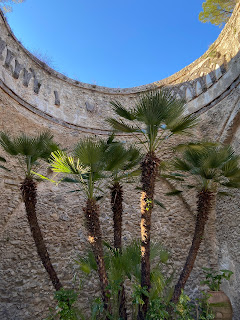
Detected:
left=135, top=91, right=167, bottom=125
left=172, top=158, right=192, bottom=172
left=166, top=190, right=183, bottom=196
left=0, top=131, right=58, bottom=177
left=74, top=138, right=106, bottom=169
left=106, top=118, right=137, bottom=133
left=223, top=176, right=240, bottom=189
left=50, top=138, right=108, bottom=199
left=110, top=101, right=136, bottom=121
left=170, top=143, right=240, bottom=192
left=154, top=199, right=166, bottom=209
left=174, top=141, right=218, bottom=152
left=108, top=89, right=198, bottom=153
left=50, top=150, right=87, bottom=175
left=167, top=114, right=198, bottom=135
left=221, top=156, right=240, bottom=177
left=103, top=135, right=141, bottom=184
left=0, top=132, right=18, bottom=155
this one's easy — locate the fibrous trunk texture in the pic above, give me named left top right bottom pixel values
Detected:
left=111, top=182, right=123, bottom=251
left=119, top=284, right=128, bottom=320
left=171, top=190, right=214, bottom=304
left=21, top=177, right=62, bottom=291
left=111, top=182, right=127, bottom=320
left=138, top=152, right=159, bottom=319
left=83, top=198, right=110, bottom=316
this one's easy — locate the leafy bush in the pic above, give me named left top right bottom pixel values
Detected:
left=201, top=268, right=233, bottom=291
left=45, top=289, right=84, bottom=320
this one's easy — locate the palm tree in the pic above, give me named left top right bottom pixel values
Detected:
left=104, top=137, right=141, bottom=319
left=107, top=90, right=197, bottom=317
left=169, top=143, right=240, bottom=304
left=104, top=136, right=141, bottom=252
left=0, top=132, right=62, bottom=291
left=50, top=138, right=111, bottom=316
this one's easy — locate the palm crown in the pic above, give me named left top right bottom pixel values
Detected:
left=50, top=137, right=141, bottom=198
left=0, top=131, right=58, bottom=177
left=104, top=135, right=141, bottom=182
left=50, top=138, right=107, bottom=199
left=172, top=144, right=240, bottom=191
left=107, top=90, right=198, bottom=152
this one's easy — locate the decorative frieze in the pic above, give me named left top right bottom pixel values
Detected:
left=0, top=35, right=60, bottom=103
left=4, top=48, right=14, bottom=68
left=13, top=60, right=23, bottom=79
left=54, top=90, right=60, bottom=106
left=0, top=38, right=6, bottom=58
left=23, top=68, right=32, bottom=87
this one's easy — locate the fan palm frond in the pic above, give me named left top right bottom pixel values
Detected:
left=110, top=101, right=136, bottom=121
left=76, top=250, right=97, bottom=275
left=172, top=158, right=193, bottom=172
left=171, top=143, right=240, bottom=192
left=203, top=145, right=233, bottom=169
left=108, top=89, right=198, bottom=153
left=104, top=140, right=141, bottom=176
left=167, top=114, right=198, bottom=135
left=106, top=118, right=138, bottom=133
left=74, top=138, right=106, bottom=170
left=0, top=131, right=58, bottom=177
left=221, top=156, right=240, bottom=177
left=105, top=143, right=129, bottom=172
left=50, top=138, right=108, bottom=199
left=222, top=179, right=240, bottom=189
left=50, top=150, right=88, bottom=176
left=174, top=141, right=218, bottom=152
left=135, top=91, right=167, bottom=126
left=150, top=268, right=166, bottom=300
left=0, top=132, right=18, bottom=155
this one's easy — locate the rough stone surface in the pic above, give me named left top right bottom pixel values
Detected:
left=0, top=4, right=240, bottom=320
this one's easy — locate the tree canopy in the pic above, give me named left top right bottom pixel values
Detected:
left=199, top=0, right=237, bottom=27
left=0, top=0, right=25, bottom=12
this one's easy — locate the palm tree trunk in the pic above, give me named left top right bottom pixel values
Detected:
left=171, top=190, right=214, bottom=304
left=21, top=177, right=62, bottom=291
left=111, top=182, right=128, bottom=320
left=111, top=182, right=123, bottom=251
left=138, top=152, right=159, bottom=319
left=83, top=198, right=111, bottom=316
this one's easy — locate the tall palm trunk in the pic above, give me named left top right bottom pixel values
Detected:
left=138, top=152, right=159, bottom=319
left=21, top=177, right=62, bottom=291
left=111, top=182, right=123, bottom=251
left=111, top=182, right=128, bottom=320
left=83, top=198, right=111, bottom=316
left=171, top=190, right=214, bottom=304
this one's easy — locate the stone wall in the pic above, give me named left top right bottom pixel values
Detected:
left=0, top=4, right=240, bottom=319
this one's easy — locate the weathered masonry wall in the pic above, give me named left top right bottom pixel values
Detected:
left=0, top=4, right=240, bottom=319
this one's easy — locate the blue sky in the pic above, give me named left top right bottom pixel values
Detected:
left=6, top=0, right=222, bottom=88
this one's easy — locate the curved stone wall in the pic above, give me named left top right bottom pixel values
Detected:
left=0, top=4, right=239, bottom=319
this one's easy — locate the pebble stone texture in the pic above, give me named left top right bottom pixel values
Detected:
left=0, top=4, right=240, bottom=319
